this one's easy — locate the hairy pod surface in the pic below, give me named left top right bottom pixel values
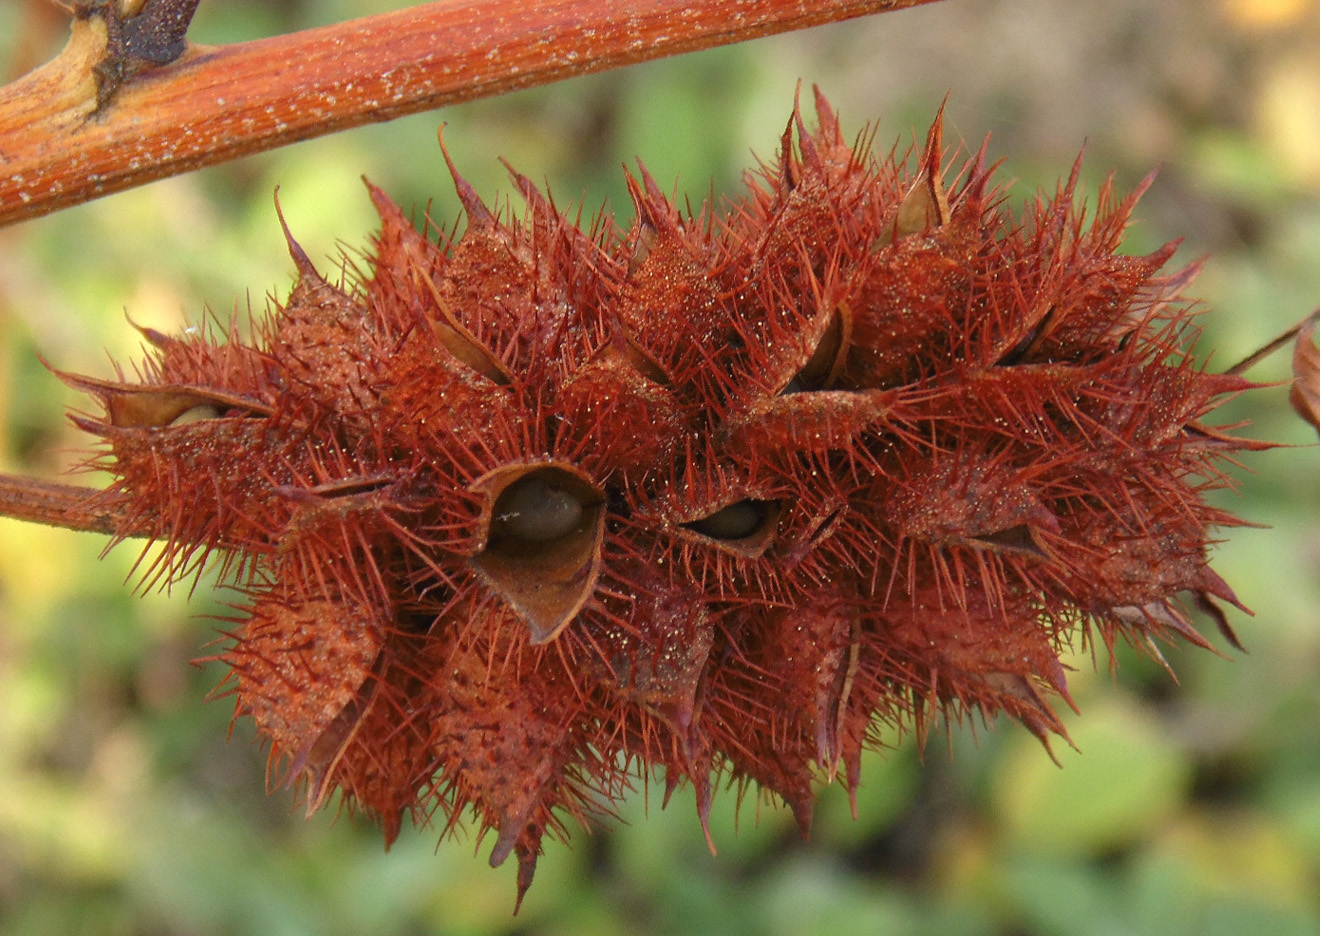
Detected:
left=62, top=91, right=1264, bottom=906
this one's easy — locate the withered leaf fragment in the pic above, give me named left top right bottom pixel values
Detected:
left=53, top=90, right=1265, bottom=908
left=1291, top=311, right=1320, bottom=437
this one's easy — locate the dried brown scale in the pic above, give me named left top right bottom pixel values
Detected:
left=45, top=90, right=1267, bottom=908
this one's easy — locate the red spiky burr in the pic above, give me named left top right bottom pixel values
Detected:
left=49, top=90, right=1264, bottom=908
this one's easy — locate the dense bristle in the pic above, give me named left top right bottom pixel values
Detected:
left=64, top=92, right=1265, bottom=904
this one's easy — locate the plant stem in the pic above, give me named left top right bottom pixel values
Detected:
left=0, top=473, right=134, bottom=536
left=1226, top=308, right=1320, bottom=376
left=0, top=0, right=940, bottom=227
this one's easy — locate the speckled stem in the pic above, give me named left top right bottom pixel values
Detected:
left=0, top=473, right=136, bottom=537
left=0, top=0, right=941, bottom=226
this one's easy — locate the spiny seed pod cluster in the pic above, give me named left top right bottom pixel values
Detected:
left=62, top=91, right=1261, bottom=905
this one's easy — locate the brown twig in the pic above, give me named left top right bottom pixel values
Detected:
left=0, top=0, right=940, bottom=227
left=1226, top=308, right=1320, bottom=376
left=0, top=473, right=135, bottom=536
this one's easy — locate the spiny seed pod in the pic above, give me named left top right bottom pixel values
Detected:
left=57, top=89, right=1264, bottom=907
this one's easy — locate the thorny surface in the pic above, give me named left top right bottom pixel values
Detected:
left=43, top=92, right=1266, bottom=905
left=3, top=1, right=1319, bottom=929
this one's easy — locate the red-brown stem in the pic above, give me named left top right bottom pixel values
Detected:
left=0, top=0, right=941, bottom=226
left=0, top=473, right=135, bottom=536
left=1226, top=308, right=1320, bottom=376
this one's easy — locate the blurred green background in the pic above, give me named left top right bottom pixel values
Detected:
left=3, top=0, right=1320, bottom=933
